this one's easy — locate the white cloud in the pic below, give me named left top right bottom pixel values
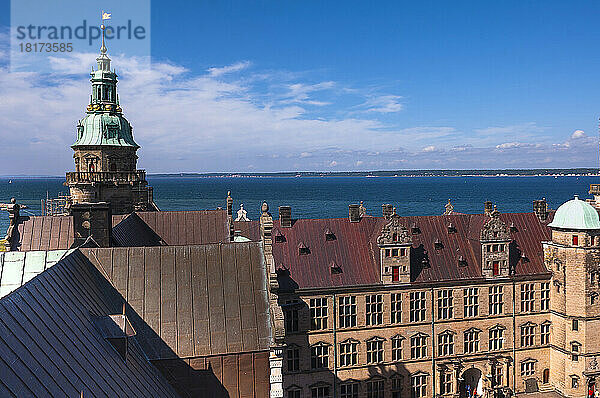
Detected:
left=571, top=129, right=586, bottom=139
left=362, top=95, right=403, bottom=113
left=207, top=61, right=251, bottom=77
left=422, top=145, right=437, bottom=152
left=328, top=160, right=338, bottom=167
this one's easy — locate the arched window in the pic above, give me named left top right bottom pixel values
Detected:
left=543, top=368, right=550, bottom=384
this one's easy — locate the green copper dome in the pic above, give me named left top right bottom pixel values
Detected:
left=548, top=195, right=600, bottom=230
left=72, top=113, right=139, bottom=148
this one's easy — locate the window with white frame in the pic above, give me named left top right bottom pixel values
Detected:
left=339, top=339, right=358, bottom=367
left=520, top=360, right=536, bottom=377
left=391, top=293, right=402, bottom=323
left=411, top=374, right=428, bottom=398
left=489, top=326, right=505, bottom=351
left=437, top=289, right=454, bottom=320
left=520, top=283, right=535, bottom=312
left=310, top=343, right=329, bottom=369
left=464, top=329, right=480, bottom=354
left=366, top=378, right=385, bottom=398
left=338, top=296, right=357, bottom=328
left=391, top=335, right=403, bottom=361
left=540, top=282, right=550, bottom=311
left=340, top=382, right=359, bottom=398
left=309, top=297, right=328, bottom=330
left=521, top=323, right=536, bottom=347
left=440, top=370, right=452, bottom=395
left=437, top=331, right=454, bottom=356
left=464, top=288, right=479, bottom=317
left=571, top=375, right=579, bottom=389
left=540, top=322, right=550, bottom=345
left=489, top=285, right=504, bottom=315
left=410, top=291, right=426, bottom=322
left=366, top=337, right=384, bottom=364
left=410, top=334, right=427, bottom=359
left=366, top=294, right=383, bottom=326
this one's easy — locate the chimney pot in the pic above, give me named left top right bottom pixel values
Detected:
left=533, top=199, right=548, bottom=221
left=382, top=204, right=394, bottom=218
left=484, top=201, right=494, bottom=215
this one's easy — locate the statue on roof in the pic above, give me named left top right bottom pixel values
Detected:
left=235, top=204, right=250, bottom=222
left=443, top=199, right=454, bottom=215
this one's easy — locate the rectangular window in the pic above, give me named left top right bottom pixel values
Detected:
left=410, top=334, right=427, bottom=359
left=464, top=330, right=480, bottom=354
left=310, top=298, right=328, bottom=330
left=286, top=346, right=300, bottom=372
left=339, top=340, right=358, bottom=367
left=392, top=266, right=400, bottom=281
left=339, top=296, right=357, bottom=328
left=391, top=376, right=403, bottom=398
left=521, top=324, right=535, bottom=347
left=366, top=294, right=383, bottom=326
left=410, top=291, right=426, bottom=322
left=411, top=374, right=427, bottom=398
left=391, top=293, right=402, bottom=324
left=521, top=283, right=535, bottom=312
left=489, top=286, right=504, bottom=315
left=392, top=336, right=403, bottom=361
left=340, top=383, right=359, bottom=398
left=540, top=323, right=550, bottom=345
left=311, top=386, right=330, bottom=398
left=288, top=389, right=301, bottom=398
left=440, top=371, right=452, bottom=395
left=437, top=289, right=454, bottom=320
left=437, top=332, right=454, bottom=356
left=366, top=339, right=384, bottom=364
left=521, top=361, right=535, bottom=377
left=572, top=235, right=579, bottom=246
left=540, top=282, right=550, bottom=311
left=366, top=379, right=385, bottom=398
left=464, top=288, right=479, bottom=318
left=493, top=366, right=503, bottom=387
left=493, top=260, right=500, bottom=276
left=311, top=344, right=329, bottom=369
left=285, top=307, right=299, bottom=333
left=489, top=328, right=504, bottom=351
left=572, top=319, right=579, bottom=331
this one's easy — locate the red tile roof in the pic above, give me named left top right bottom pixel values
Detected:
left=252, top=212, right=553, bottom=289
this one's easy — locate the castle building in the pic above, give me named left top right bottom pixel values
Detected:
left=1, top=23, right=600, bottom=398
left=66, top=31, right=156, bottom=215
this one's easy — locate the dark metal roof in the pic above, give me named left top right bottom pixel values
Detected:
left=0, top=250, right=181, bottom=398
left=13, top=209, right=231, bottom=251
left=80, top=243, right=271, bottom=360
left=264, top=212, right=553, bottom=289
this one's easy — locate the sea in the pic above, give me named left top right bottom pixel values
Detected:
left=0, top=175, right=597, bottom=234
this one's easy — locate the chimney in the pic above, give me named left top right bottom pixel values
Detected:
left=71, top=202, right=112, bottom=247
left=484, top=201, right=494, bottom=216
left=382, top=204, right=394, bottom=218
left=279, top=206, right=292, bottom=228
left=533, top=198, right=548, bottom=221
left=226, top=191, right=233, bottom=218
left=226, top=192, right=235, bottom=241
left=349, top=204, right=361, bottom=223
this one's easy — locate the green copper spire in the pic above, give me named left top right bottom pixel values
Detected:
left=72, top=27, right=139, bottom=148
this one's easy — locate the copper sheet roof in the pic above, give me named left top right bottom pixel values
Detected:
left=263, top=212, right=553, bottom=289
left=80, top=242, right=271, bottom=360
left=0, top=250, right=180, bottom=398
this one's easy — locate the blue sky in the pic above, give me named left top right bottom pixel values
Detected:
left=0, top=0, right=599, bottom=174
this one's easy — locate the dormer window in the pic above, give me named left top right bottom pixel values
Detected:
left=324, top=228, right=336, bottom=241
left=434, top=239, right=443, bottom=250
left=447, top=223, right=456, bottom=234
left=298, top=242, right=310, bottom=255
left=274, top=229, right=286, bottom=243
left=411, top=223, right=420, bottom=234
left=330, top=261, right=342, bottom=274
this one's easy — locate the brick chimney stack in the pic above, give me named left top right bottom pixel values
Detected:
left=349, top=204, right=361, bottom=223
left=533, top=198, right=548, bottom=221
left=279, top=206, right=292, bottom=228
left=484, top=201, right=494, bottom=216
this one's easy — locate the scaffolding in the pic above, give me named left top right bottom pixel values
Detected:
left=41, top=192, right=71, bottom=216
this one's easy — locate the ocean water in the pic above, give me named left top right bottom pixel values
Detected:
left=0, top=175, right=597, bottom=234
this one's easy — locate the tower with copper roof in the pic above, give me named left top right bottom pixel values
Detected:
left=66, top=23, right=155, bottom=214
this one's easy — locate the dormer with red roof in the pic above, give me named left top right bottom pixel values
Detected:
left=377, top=209, right=412, bottom=283
left=480, top=207, right=511, bottom=278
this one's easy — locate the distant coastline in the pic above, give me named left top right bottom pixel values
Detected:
left=1, top=168, right=599, bottom=179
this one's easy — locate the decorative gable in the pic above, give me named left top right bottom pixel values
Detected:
left=480, top=209, right=511, bottom=278
left=377, top=211, right=412, bottom=284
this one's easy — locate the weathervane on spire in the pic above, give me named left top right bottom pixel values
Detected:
left=100, top=11, right=111, bottom=54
